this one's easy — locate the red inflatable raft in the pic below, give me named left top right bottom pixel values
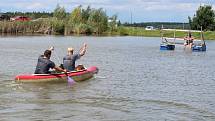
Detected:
left=15, top=66, right=98, bottom=83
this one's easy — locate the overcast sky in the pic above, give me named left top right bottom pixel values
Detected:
left=0, top=0, right=214, bottom=23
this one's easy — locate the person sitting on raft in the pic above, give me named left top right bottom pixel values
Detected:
left=184, top=32, right=194, bottom=48
left=34, top=47, right=67, bottom=74
left=63, top=43, right=87, bottom=71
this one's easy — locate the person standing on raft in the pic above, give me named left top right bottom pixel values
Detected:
left=184, top=32, right=194, bottom=48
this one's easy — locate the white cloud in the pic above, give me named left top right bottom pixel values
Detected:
left=26, top=2, right=44, bottom=10
left=0, top=0, right=214, bottom=22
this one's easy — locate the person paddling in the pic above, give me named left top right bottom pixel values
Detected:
left=63, top=43, right=87, bottom=71
left=34, top=47, right=67, bottom=74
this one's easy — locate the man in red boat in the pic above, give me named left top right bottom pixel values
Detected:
left=34, top=47, right=67, bottom=74
left=184, top=31, right=194, bottom=48
left=63, top=43, right=87, bottom=71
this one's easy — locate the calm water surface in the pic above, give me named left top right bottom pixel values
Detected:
left=0, top=36, right=215, bottom=121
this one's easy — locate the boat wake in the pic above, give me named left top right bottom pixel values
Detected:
left=94, top=75, right=107, bottom=79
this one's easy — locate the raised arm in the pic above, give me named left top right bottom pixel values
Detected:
left=79, top=43, right=87, bottom=56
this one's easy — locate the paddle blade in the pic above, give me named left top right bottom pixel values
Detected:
left=67, top=76, right=75, bottom=86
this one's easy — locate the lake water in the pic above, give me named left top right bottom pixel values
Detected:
left=0, top=36, right=215, bottom=121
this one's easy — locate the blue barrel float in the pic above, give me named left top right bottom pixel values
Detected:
left=192, top=44, right=206, bottom=51
left=160, top=43, right=175, bottom=50
left=192, top=27, right=206, bottom=52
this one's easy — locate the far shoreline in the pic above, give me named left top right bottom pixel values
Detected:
left=0, top=28, right=215, bottom=40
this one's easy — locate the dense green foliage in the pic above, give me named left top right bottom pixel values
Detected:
left=87, top=8, right=108, bottom=34
left=108, top=15, right=118, bottom=32
left=189, top=5, right=215, bottom=31
left=59, top=5, right=108, bottom=34
left=1, top=5, right=109, bottom=35
left=53, top=4, right=67, bottom=20
left=0, top=19, right=51, bottom=34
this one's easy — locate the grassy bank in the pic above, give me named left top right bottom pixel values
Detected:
left=110, top=27, right=215, bottom=40
left=1, top=21, right=215, bottom=40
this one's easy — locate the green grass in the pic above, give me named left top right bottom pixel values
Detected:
left=1, top=22, right=215, bottom=40
left=114, top=26, right=215, bottom=40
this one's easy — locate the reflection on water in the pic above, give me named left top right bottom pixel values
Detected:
left=0, top=36, right=215, bottom=120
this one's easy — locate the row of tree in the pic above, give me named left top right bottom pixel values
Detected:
left=1, top=4, right=214, bottom=35
left=0, top=5, right=119, bottom=35
left=123, top=22, right=190, bottom=29
left=4, top=11, right=53, bottom=19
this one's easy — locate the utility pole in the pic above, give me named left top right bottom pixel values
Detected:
left=183, top=22, right=185, bottom=30
left=130, top=11, right=132, bottom=25
left=130, top=10, right=133, bottom=35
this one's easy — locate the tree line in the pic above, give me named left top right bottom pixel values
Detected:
left=4, top=11, right=53, bottom=19
left=124, top=22, right=190, bottom=29
left=0, top=4, right=214, bottom=35
left=0, top=5, right=118, bottom=35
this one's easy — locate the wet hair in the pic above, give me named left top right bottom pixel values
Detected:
left=44, top=50, right=52, bottom=57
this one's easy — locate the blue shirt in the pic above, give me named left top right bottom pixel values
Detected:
left=34, top=55, right=55, bottom=74
left=63, top=54, right=81, bottom=71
